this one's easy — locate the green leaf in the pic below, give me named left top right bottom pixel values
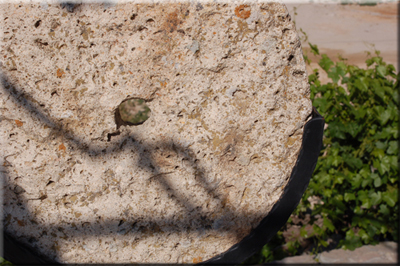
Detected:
left=370, top=191, right=382, bottom=206
left=367, top=222, right=380, bottom=237
left=390, top=105, right=398, bottom=121
left=346, top=122, right=362, bottom=138
left=366, top=58, right=374, bottom=67
left=319, top=239, right=329, bottom=248
left=379, top=204, right=390, bottom=216
left=374, top=105, right=384, bottom=115
left=323, top=189, right=333, bottom=198
left=354, top=77, right=369, bottom=92
left=351, top=174, right=363, bottom=189
left=354, top=107, right=367, bottom=119
left=357, top=190, right=368, bottom=201
left=336, top=61, right=347, bottom=72
left=323, top=218, right=335, bottom=232
left=361, top=197, right=372, bottom=209
left=309, top=73, right=318, bottom=84
left=328, top=66, right=346, bottom=83
left=382, top=190, right=398, bottom=207
left=371, top=80, right=385, bottom=100
left=309, top=43, right=320, bottom=55
left=376, top=65, right=387, bottom=77
left=389, top=156, right=397, bottom=169
left=344, top=192, right=356, bottom=202
left=393, top=89, right=399, bottom=105
left=332, top=195, right=346, bottom=211
left=361, top=178, right=372, bottom=188
left=371, top=56, right=383, bottom=65
left=354, top=206, right=364, bottom=215
left=358, top=229, right=370, bottom=242
left=380, top=224, right=388, bottom=234
left=319, top=54, right=334, bottom=72
left=372, top=148, right=385, bottom=160
left=312, top=224, right=324, bottom=236
left=377, top=156, right=391, bottom=175
left=359, top=167, right=370, bottom=178
left=329, top=122, right=346, bottom=139
left=387, top=141, right=398, bottom=155
left=334, top=174, right=345, bottom=185
left=375, top=141, right=387, bottom=150
left=379, top=109, right=391, bottom=125
left=343, top=154, right=363, bottom=170
left=342, top=230, right=362, bottom=251
left=373, top=177, right=382, bottom=187
left=300, top=226, right=309, bottom=238
left=374, top=126, right=397, bottom=139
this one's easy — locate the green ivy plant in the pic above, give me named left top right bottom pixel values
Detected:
left=306, top=43, right=398, bottom=249
left=246, top=44, right=399, bottom=264
left=0, top=258, right=13, bottom=266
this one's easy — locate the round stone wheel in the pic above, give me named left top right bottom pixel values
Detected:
left=1, top=1, right=313, bottom=263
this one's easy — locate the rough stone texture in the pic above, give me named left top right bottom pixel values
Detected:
left=0, top=0, right=311, bottom=263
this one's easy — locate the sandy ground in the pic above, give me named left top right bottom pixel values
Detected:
left=285, top=2, right=398, bottom=83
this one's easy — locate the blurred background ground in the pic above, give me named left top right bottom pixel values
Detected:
left=285, top=1, right=398, bottom=83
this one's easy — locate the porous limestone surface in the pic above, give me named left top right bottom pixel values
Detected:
left=0, top=0, right=312, bottom=263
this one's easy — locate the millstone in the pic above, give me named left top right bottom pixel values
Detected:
left=0, top=0, right=312, bottom=263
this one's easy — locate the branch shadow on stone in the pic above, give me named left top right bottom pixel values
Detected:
left=1, top=73, right=262, bottom=263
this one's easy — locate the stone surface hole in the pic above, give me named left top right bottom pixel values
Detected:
left=34, top=20, right=41, bottom=28
left=115, top=98, right=151, bottom=129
